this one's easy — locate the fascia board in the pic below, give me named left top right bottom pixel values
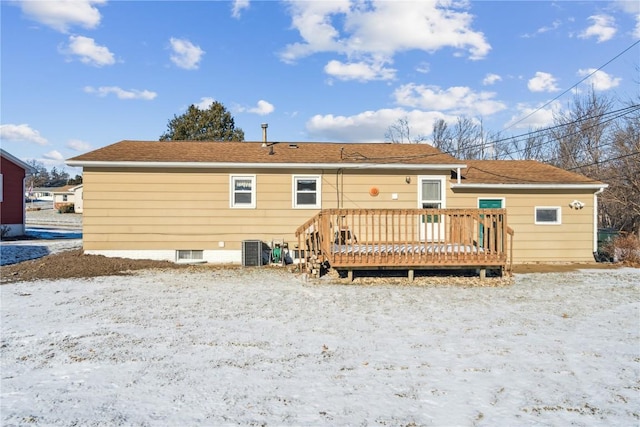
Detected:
left=66, top=160, right=467, bottom=170
left=1, top=149, right=37, bottom=174
left=451, top=183, right=608, bottom=190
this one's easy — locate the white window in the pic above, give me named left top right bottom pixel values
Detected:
left=535, top=206, right=561, bottom=225
left=230, top=175, right=256, bottom=208
left=176, top=250, right=204, bottom=262
left=293, top=175, right=321, bottom=209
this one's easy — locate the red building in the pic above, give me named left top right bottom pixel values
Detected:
left=1, top=149, right=35, bottom=237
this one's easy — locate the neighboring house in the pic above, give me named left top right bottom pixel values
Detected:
left=66, top=140, right=607, bottom=265
left=1, top=149, right=36, bottom=237
left=73, top=185, right=84, bottom=213
left=52, top=184, right=83, bottom=212
left=27, top=187, right=54, bottom=201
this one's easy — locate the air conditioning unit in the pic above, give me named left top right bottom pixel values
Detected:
left=242, top=240, right=263, bottom=267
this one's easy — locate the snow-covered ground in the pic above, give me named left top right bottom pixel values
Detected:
left=0, top=228, right=82, bottom=266
left=1, top=263, right=639, bottom=426
left=0, top=206, right=82, bottom=266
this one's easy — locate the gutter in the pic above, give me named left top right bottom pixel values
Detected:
left=65, top=160, right=468, bottom=171
left=451, top=183, right=609, bottom=190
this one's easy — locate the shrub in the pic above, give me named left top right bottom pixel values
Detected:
left=604, top=233, right=640, bottom=266
left=58, top=204, right=75, bottom=214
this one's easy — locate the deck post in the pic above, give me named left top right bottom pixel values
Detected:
left=408, top=269, right=414, bottom=281
left=479, top=268, right=486, bottom=280
left=347, top=269, right=354, bottom=281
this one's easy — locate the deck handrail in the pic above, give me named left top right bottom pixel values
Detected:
left=297, top=208, right=514, bottom=275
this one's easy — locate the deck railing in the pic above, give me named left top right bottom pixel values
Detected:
left=295, top=208, right=514, bottom=274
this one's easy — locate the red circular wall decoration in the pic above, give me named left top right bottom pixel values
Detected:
left=369, top=187, right=380, bottom=197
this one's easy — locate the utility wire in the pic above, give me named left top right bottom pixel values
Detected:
left=503, top=39, right=640, bottom=132
left=344, top=104, right=639, bottom=163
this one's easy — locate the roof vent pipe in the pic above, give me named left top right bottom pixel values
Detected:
left=261, top=123, right=268, bottom=146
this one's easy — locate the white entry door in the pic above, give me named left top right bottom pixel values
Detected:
left=419, top=176, right=446, bottom=241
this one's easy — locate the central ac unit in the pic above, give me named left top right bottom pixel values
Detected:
left=242, top=240, right=263, bottom=266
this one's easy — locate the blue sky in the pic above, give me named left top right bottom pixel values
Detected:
left=1, top=0, right=639, bottom=173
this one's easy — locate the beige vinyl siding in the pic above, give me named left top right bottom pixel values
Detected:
left=82, top=167, right=599, bottom=263
left=449, top=188, right=597, bottom=263
left=81, top=168, right=435, bottom=252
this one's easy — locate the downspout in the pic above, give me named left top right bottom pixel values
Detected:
left=336, top=168, right=343, bottom=208
left=593, top=187, right=605, bottom=253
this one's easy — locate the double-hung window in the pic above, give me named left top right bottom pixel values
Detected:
left=230, top=175, right=256, bottom=208
left=293, top=175, right=321, bottom=209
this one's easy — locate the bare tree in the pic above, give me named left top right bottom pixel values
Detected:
left=599, top=105, right=640, bottom=235
left=431, top=119, right=453, bottom=152
left=385, top=117, right=427, bottom=144
left=549, top=88, right=613, bottom=177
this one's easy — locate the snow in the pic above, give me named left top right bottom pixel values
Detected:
left=1, top=205, right=82, bottom=266
left=0, top=228, right=82, bottom=266
left=1, top=258, right=639, bottom=426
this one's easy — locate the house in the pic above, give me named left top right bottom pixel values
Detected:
left=66, top=139, right=607, bottom=270
left=1, top=149, right=36, bottom=237
left=51, top=184, right=83, bottom=212
left=73, top=185, right=83, bottom=213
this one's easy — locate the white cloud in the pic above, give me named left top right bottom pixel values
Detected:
left=280, top=1, right=490, bottom=81
left=169, top=38, right=204, bottom=70
left=66, top=139, right=92, bottom=152
left=84, top=86, right=157, bottom=100
left=324, top=59, right=396, bottom=81
left=0, top=124, right=48, bottom=145
left=43, top=150, right=65, bottom=162
left=415, top=62, right=430, bottom=74
left=482, top=73, right=502, bottom=86
left=528, top=72, right=560, bottom=93
left=20, top=0, right=105, bottom=33
left=613, top=0, right=640, bottom=38
left=577, top=69, right=622, bottom=91
left=306, top=108, right=453, bottom=142
left=195, top=97, right=216, bottom=110
left=231, top=0, right=250, bottom=19
left=237, top=100, right=275, bottom=116
left=522, top=19, right=561, bottom=38
left=393, top=84, right=506, bottom=117
left=504, top=102, right=560, bottom=130
left=61, top=35, right=115, bottom=67
left=579, top=14, right=617, bottom=43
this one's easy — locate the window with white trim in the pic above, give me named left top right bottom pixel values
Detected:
left=535, top=206, right=561, bottom=225
left=230, top=175, right=256, bottom=208
left=293, top=175, right=321, bottom=208
left=0, top=174, right=3, bottom=202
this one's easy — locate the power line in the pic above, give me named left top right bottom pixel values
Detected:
left=503, top=39, right=640, bottom=132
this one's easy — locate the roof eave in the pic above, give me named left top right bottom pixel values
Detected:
left=65, top=160, right=467, bottom=170
left=451, top=183, right=608, bottom=190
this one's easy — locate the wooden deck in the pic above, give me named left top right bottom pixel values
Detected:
left=295, top=208, right=514, bottom=279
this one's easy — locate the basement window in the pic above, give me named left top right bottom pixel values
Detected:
left=535, top=206, right=561, bottom=225
left=176, top=250, right=204, bottom=263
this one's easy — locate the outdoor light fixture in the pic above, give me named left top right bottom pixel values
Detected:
left=569, top=200, right=585, bottom=209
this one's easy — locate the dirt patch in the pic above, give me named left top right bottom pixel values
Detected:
left=0, top=249, right=240, bottom=284
left=0, top=248, right=625, bottom=285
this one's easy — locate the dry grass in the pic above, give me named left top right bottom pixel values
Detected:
left=604, top=233, right=640, bottom=266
